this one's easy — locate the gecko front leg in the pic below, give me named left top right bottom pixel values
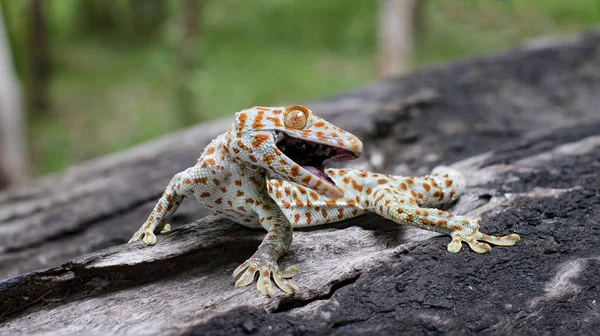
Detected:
left=233, top=210, right=299, bottom=296
left=129, top=171, right=192, bottom=245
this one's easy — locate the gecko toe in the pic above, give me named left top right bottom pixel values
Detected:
left=233, top=255, right=299, bottom=296
left=142, top=231, right=157, bottom=245
left=281, top=265, right=298, bottom=278
left=160, top=223, right=172, bottom=233
left=273, top=271, right=298, bottom=294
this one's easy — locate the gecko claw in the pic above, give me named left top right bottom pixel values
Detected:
left=233, top=255, right=299, bottom=296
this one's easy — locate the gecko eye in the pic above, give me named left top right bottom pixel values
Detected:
left=284, top=109, right=307, bottom=130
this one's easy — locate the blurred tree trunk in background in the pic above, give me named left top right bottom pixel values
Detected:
left=0, top=4, right=28, bottom=188
left=378, top=0, right=425, bottom=77
left=175, top=0, right=202, bottom=126
left=28, top=0, right=50, bottom=112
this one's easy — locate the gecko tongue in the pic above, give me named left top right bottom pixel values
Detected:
left=302, top=166, right=335, bottom=185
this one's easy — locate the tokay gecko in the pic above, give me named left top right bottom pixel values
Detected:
left=129, top=105, right=520, bottom=296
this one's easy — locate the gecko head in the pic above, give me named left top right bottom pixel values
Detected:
left=232, top=105, right=362, bottom=199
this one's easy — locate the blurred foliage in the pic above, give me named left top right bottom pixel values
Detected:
left=1, top=0, right=599, bottom=175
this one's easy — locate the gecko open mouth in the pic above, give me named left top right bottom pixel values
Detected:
left=275, top=131, right=359, bottom=185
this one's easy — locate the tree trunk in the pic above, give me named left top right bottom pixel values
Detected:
left=0, top=4, right=28, bottom=188
left=28, top=0, right=50, bottom=113
left=175, top=0, right=201, bottom=126
left=378, top=0, right=420, bottom=77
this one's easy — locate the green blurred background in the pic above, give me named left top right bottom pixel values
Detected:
left=2, top=0, right=599, bottom=177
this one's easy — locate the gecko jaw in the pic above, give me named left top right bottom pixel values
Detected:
left=274, top=131, right=359, bottom=187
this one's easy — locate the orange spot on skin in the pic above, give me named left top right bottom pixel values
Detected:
left=165, top=194, right=172, bottom=201
left=309, top=191, right=319, bottom=200
left=406, top=178, right=414, bottom=185
left=397, top=208, right=404, bottom=214
left=253, top=111, right=265, bottom=130
left=156, top=203, right=163, bottom=212
left=263, top=154, right=275, bottom=164
left=406, top=214, right=414, bottom=222
left=445, top=180, right=453, bottom=187
left=321, top=208, right=328, bottom=218
left=314, top=121, right=326, bottom=128
left=275, top=191, right=282, bottom=199
left=200, top=192, right=210, bottom=198
left=337, top=208, right=344, bottom=219
left=305, top=212, right=312, bottom=224
left=410, top=190, right=418, bottom=198
left=206, top=147, right=215, bottom=155
left=346, top=200, right=356, bottom=207
left=194, top=177, right=208, bottom=184
left=220, top=187, right=227, bottom=193
left=302, top=175, right=312, bottom=184
left=282, top=200, right=291, bottom=208
left=294, top=214, right=300, bottom=224
left=291, top=165, right=301, bottom=177
left=351, top=180, right=363, bottom=192
left=213, top=178, right=220, bottom=186
left=438, top=210, right=444, bottom=215
left=358, top=171, right=368, bottom=178
left=366, top=187, right=372, bottom=195
left=215, top=197, right=223, bottom=205
left=266, top=116, right=283, bottom=127
left=296, top=200, right=305, bottom=207
left=423, top=211, right=429, bottom=216
left=423, top=183, right=431, bottom=192
left=338, top=170, right=348, bottom=176
left=236, top=190, right=245, bottom=197
left=245, top=198, right=255, bottom=204
left=205, top=158, right=216, bottom=166
left=438, top=220, right=448, bottom=226
left=415, top=210, right=421, bottom=215
left=252, top=134, right=271, bottom=148
left=249, top=155, right=257, bottom=162
left=400, top=183, right=408, bottom=191
left=378, top=179, right=388, bottom=185
left=326, top=200, right=337, bottom=207
left=237, top=113, right=248, bottom=129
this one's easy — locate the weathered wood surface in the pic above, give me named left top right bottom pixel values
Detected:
left=1, top=29, right=600, bottom=334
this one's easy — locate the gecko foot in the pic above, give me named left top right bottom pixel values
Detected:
left=233, top=254, right=298, bottom=296
left=447, top=219, right=521, bottom=253
left=128, top=224, right=171, bottom=245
